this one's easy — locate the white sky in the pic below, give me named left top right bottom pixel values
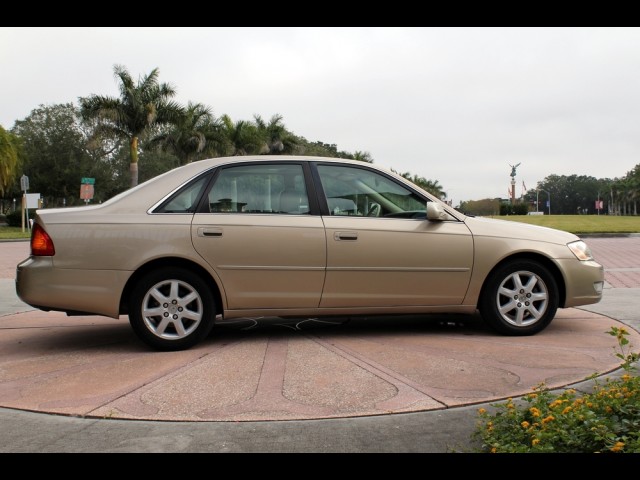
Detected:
left=2, top=26, right=639, bottom=203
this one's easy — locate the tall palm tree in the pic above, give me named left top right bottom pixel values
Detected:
left=253, top=114, right=300, bottom=154
left=0, top=126, right=21, bottom=197
left=220, top=115, right=265, bottom=156
left=79, top=65, right=183, bottom=187
left=395, top=170, right=445, bottom=199
left=625, top=165, right=640, bottom=216
left=352, top=151, right=373, bottom=163
left=150, top=102, right=225, bottom=165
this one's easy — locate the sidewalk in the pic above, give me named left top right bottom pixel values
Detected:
left=0, top=237, right=639, bottom=452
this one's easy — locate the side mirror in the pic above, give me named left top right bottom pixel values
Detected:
left=426, top=202, right=449, bottom=221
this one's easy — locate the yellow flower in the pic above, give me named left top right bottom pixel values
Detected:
left=491, top=447, right=497, bottom=453
left=529, top=407, right=541, bottom=417
left=478, top=408, right=486, bottom=415
left=542, top=415, right=555, bottom=424
left=622, top=374, right=631, bottom=381
left=549, top=400, right=563, bottom=409
left=562, top=407, right=572, bottom=415
left=610, top=442, right=625, bottom=453
left=532, top=438, right=540, bottom=446
left=521, top=421, right=530, bottom=429
left=605, top=406, right=613, bottom=413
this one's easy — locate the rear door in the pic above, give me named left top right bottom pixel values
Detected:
left=191, top=162, right=326, bottom=310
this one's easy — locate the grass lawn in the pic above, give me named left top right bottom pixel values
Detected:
left=1, top=214, right=639, bottom=241
left=0, top=226, right=32, bottom=240
left=489, top=214, right=640, bottom=234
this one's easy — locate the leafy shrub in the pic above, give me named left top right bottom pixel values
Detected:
left=4, top=210, right=27, bottom=227
left=473, top=327, right=640, bottom=453
left=499, top=203, right=530, bottom=215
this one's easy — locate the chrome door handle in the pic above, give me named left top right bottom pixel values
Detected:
left=198, top=227, right=223, bottom=237
left=334, top=231, right=358, bottom=241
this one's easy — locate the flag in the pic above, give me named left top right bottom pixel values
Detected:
left=522, top=181, right=527, bottom=191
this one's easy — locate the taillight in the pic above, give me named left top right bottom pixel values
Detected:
left=31, top=223, right=55, bottom=256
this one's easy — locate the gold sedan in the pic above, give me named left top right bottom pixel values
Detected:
left=16, top=156, right=604, bottom=350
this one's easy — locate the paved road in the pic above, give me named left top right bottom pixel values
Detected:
left=0, top=236, right=639, bottom=452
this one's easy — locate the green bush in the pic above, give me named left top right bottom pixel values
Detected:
left=499, top=203, right=530, bottom=215
left=473, top=327, right=640, bottom=453
left=4, top=210, right=28, bottom=227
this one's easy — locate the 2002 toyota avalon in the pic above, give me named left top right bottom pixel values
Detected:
left=16, top=156, right=604, bottom=351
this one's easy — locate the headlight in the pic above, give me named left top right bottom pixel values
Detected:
left=567, top=240, right=594, bottom=261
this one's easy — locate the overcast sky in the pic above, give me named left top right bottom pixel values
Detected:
left=2, top=27, right=639, bottom=203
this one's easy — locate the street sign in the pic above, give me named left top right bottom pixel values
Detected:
left=20, top=175, right=29, bottom=191
left=26, top=193, right=41, bottom=209
left=81, top=177, right=95, bottom=185
left=80, top=184, right=94, bottom=200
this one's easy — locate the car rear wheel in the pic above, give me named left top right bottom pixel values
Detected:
left=479, top=260, right=558, bottom=336
left=129, top=267, right=216, bottom=351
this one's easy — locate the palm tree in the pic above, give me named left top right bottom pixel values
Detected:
left=150, top=102, right=225, bottom=165
left=79, top=65, right=183, bottom=187
left=352, top=151, right=374, bottom=163
left=253, top=114, right=300, bottom=154
left=395, top=170, right=445, bottom=199
left=0, top=126, right=21, bottom=197
left=220, top=115, right=266, bottom=156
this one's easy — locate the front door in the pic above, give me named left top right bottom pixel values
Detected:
left=316, top=164, right=474, bottom=308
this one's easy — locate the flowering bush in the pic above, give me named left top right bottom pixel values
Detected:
left=473, top=326, right=640, bottom=453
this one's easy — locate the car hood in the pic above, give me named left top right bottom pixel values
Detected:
left=463, top=216, right=580, bottom=245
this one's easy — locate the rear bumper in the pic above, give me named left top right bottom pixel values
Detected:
left=16, top=256, right=129, bottom=318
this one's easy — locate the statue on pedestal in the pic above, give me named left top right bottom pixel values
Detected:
left=509, top=162, right=521, bottom=178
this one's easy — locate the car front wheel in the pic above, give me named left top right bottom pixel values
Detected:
left=479, top=260, right=559, bottom=336
left=129, top=267, right=216, bottom=351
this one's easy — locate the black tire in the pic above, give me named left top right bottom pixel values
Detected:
left=479, top=260, right=559, bottom=336
left=129, top=267, right=216, bottom=351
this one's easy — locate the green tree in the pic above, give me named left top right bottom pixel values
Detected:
left=535, top=174, right=602, bottom=215
left=295, top=138, right=339, bottom=157
left=220, top=115, right=265, bottom=156
left=11, top=103, right=123, bottom=206
left=352, top=151, right=374, bottom=163
left=616, top=165, right=640, bottom=215
left=0, top=125, right=21, bottom=197
left=458, top=198, right=501, bottom=216
left=254, top=114, right=300, bottom=155
left=395, top=170, right=445, bottom=199
left=150, top=102, right=225, bottom=165
left=79, top=65, right=183, bottom=187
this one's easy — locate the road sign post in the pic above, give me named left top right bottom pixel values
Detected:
left=80, top=178, right=95, bottom=204
left=20, top=175, right=29, bottom=232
